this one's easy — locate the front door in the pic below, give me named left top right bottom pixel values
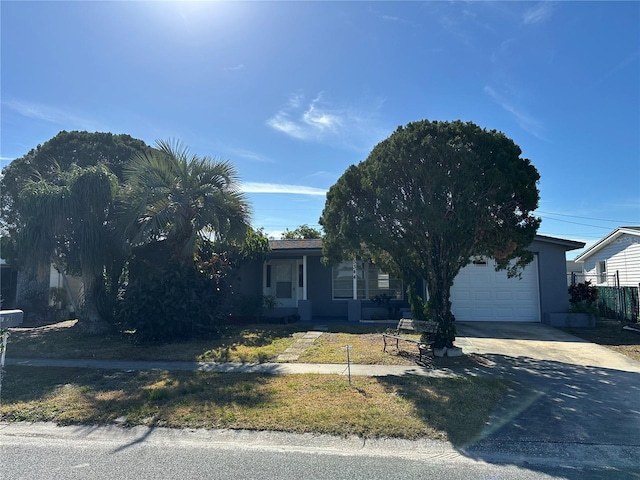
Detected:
left=267, top=259, right=298, bottom=308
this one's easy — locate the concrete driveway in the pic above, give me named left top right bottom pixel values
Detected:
left=455, top=321, right=640, bottom=373
left=453, top=322, right=640, bottom=470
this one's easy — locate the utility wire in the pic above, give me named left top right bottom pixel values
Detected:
left=537, top=210, right=638, bottom=224
left=538, top=216, right=612, bottom=229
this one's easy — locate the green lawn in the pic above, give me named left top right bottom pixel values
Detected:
left=0, top=365, right=510, bottom=446
left=0, top=319, right=513, bottom=443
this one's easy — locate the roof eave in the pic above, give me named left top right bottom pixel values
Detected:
left=574, top=227, right=640, bottom=262
left=533, top=234, right=585, bottom=251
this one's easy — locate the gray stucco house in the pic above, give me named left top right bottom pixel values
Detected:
left=236, top=235, right=585, bottom=323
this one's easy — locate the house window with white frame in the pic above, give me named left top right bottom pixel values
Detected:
left=596, top=260, right=607, bottom=284
left=331, top=260, right=402, bottom=300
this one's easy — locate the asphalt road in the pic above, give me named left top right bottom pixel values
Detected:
left=1, top=423, right=638, bottom=480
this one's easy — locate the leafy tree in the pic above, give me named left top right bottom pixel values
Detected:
left=1, top=131, right=151, bottom=332
left=320, top=120, right=540, bottom=348
left=17, top=164, right=119, bottom=332
left=281, top=224, right=323, bottom=239
left=1, top=130, right=151, bottom=234
left=120, top=139, right=251, bottom=263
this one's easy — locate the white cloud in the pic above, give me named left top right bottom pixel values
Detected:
left=267, top=92, right=343, bottom=140
left=522, top=3, right=553, bottom=25
left=4, top=99, right=102, bottom=131
left=484, top=86, right=546, bottom=140
left=223, top=64, right=245, bottom=71
left=228, top=147, right=273, bottom=163
left=266, top=91, right=388, bottom=151
left=240, top=182, right=327, bottom=196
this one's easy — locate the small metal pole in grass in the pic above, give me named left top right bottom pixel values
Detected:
left=346, top=344, right=352, bottom=385
left=0, top=329, right=8, bottom=405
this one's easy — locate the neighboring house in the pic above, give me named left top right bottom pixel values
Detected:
left=236, top=235, right=585, bottom=323
left=574, top=227, right=640, bottom=287
left=49, top=265, right=83, bottom=310
left=0, top=258, right=18, bottom=309
left=566, top=260, right=583, bottom=286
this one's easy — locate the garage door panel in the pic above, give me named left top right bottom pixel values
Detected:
left=474, top=291, right=492, bottom=301
left=450, top=257, right=540, bottom=322
left=495, top=308, right=515, bottom=319
left=495, top=291, right=513, bottom=301
left=451, top=290, right=471, bottom=302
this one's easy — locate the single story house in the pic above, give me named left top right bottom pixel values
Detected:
left=574, top=226, right=640, bottom=287
left=237, top=235, right=585, bottom=323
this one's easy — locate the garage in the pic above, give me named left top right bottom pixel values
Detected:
left=450, top=256, right=540, bottom=322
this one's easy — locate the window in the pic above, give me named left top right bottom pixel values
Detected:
left=331, top=260, right=402, bottom=300
left=596, top=261, right=607, bottom=284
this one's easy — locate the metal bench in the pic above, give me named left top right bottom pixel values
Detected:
left=382, top=319, right=437, bottom=362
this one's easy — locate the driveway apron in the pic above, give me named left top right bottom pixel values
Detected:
left=454, top=322, right=640, bottom=454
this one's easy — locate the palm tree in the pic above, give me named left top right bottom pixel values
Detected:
left=121, top=140, right=251, bottom=262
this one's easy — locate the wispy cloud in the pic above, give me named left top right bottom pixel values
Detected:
left=585, top=51, right=640, bottom=91
left=484, top=86, right=546, bottom=140
left=223, top=64, right=245, bottom=71
left=522, top=3, right=553, bottom=25
left=267, top=92, right=342, bottom=140
left=240, top=182, right=327, bottom=196
left=4, top=99, right=102, bottom=131
left=266, top=91, right=388, bottom=151
left=228, top=147, right=273, bottom=163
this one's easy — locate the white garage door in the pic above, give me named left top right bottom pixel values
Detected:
left=450, top=257, right=540, bottom=322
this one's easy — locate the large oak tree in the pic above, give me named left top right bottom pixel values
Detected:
left=319, top=120, right=540, bottom=347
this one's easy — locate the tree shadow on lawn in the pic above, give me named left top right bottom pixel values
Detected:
left=6, top=322, right=309, bottom=362
left=448, top=355, right=640, bottom=478
left=0, top=366, right=276, bottom=429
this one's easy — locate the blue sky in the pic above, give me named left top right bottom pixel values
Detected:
left=2, top=1, right=639, bottom=258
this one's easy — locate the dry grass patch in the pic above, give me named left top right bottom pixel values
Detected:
left=563, top=319, right=640, bottom=362
left=298, top=332, right=417, bottom=365
left=6, top=321, right=300, bottom=363
left=6, top=321, right=491, bottom=369
left=0, top=366, right=510, bottom=445
left=298, top=332, right=493, bottom=370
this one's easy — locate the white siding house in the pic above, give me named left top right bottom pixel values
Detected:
left=574, top=227, right=640, bottom=287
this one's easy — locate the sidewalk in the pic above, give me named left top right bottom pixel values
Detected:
left=6, top=357, right=461, bottom=378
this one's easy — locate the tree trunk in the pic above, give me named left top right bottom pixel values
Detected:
left=426, top=276, right=456, bottom=348
left=74, top=273, right=112, bottom=335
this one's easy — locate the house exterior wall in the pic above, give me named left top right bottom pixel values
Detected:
left=306, top=255, right=348, bottom=318
left=234, top=262, right=263, bottom=296
left=527, top=239, right=571, bottom=317
left=581, top=234, right=640, bottom=287
left=241, top=235, right=581, bottom=322
left=49, top=265, right=83, bottom=306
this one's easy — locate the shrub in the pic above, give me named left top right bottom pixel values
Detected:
left=569, top=280, right=599, bottom=304
left=118, top=254, right=229, bottom=343
left=568, top=281, right=599, bottom=315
